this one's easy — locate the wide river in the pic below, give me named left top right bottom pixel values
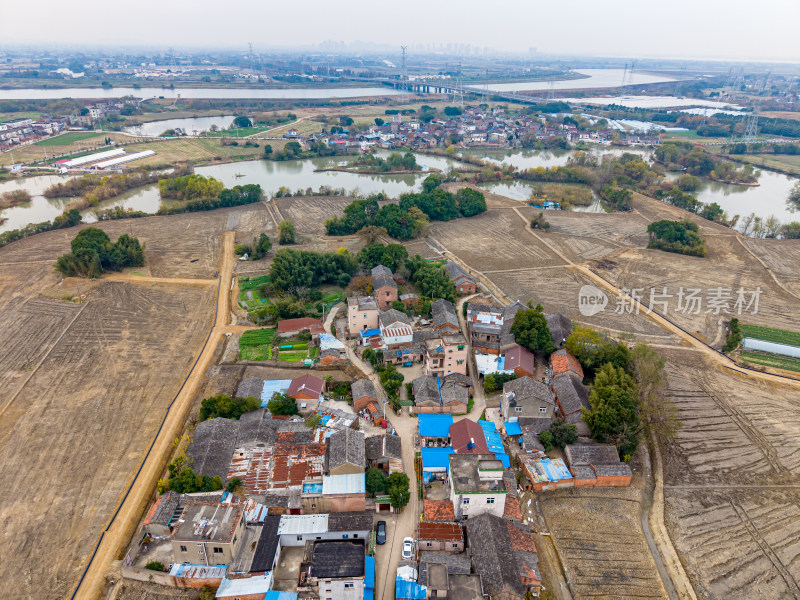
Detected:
left=2, top=148, right=797, bottom=234
left=1, top=69, right=673, bottom=100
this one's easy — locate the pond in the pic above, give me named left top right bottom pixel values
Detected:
left=123, top=115, right=237, bottom=137
left=477, top=180, right=607, bottom=213
left=464, top=146, right=653, bottom=170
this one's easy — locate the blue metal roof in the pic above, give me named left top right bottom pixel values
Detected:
left=360, top=328, right=381, bottom=338
left=396, top=578, right=427, bottom=600
left=494, top=453, right=511, bottom=468
left=478, top=420, right=504, bottom=454
left=422, top=447, right=455, bottom=471
left=261, top=379, right=292, bottom=406
left=265, top=592, right=299, bottom=600
left=365, top=556, right=375, bottom=589
left=504, top=421, right=522, bottom=436
left=418, top=414, right=454, bottom=438
left=541, top=457, right=573, bottom=481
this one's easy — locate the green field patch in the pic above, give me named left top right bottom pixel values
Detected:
left=740, top=351, right=800, bottom=373
left=278, top=351, right=309, bottom=362
left=278, top=343, right=308, bottom=350
left=239, top=328, right=276, bottom=347
left=322, top=292, right=344, bottom=305
left=239, top=275, right=270, bottom=290
left=240, top=345, right=272, bottom=361
left=740, top=324, right=800, bottom=347
left=35, top=132, right=103, bottom=146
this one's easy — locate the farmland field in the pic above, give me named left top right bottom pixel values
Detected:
left=740, top=350, right=800, bottom=373
left=34, top=131, right=102, bottom=145
left=238, top=328, right=275, bottom=361
left=740, top=323, right=800, bottom=347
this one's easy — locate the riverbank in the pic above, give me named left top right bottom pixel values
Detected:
left=314, top=166, right=440, bottom=175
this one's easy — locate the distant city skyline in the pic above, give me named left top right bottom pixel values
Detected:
left=2, top=0, right=799, bottom=63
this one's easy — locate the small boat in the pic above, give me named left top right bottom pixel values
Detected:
left=235, top=172, right=245, bottom=178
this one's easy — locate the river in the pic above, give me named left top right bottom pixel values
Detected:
left=2, top=147, right=797, bottom=234
left=1, top=69, right=673, bottom=100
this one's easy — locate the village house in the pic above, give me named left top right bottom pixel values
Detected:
left=564, top=444, right=633, bottom=487
left=364, top=434, right=402, bottom=474
left=503, top=344, right=535, bottom=378
left=466, top=301, right=523, bottom=355
left=378, top=308, right=413, bottom=348
left=300, top=539, right=367, bottom=600
left=371, top=265, right=398, bottom=310
left=423, top=334, right=469, bottom=378
left=551, top=372, right=591, bottom=436
left=412, top=375, right=469, bottom=415
left=545, top=312, right=573, bottom=348
left=431, top=299, right=461, bottom=336
left=550, top=348, right=584, bottom=379
left=444, top=261, right=477, bottom=294
left=347, top=296, right=379, bottom=336
left=463, top=513, right=542, bottom=598
left=303, top=473, right=367, bottom=513
left=448, top=453, right=507, bottom=520
left=417, top=521, right=464, bottom=553
left=170, top=502, right=246, bottom=566
left=277, top=317, right=325, bottom=338
left=417, top=414, right=454, bottom=448
left=501, top=377, right=556, bottom=420
left=287, top=374, right=326, bottom=416
left=325, top=428, right=365, bottom=476
left=351, top=379, right=378, bottom=413
left=449, top=418, right=490, bottom=454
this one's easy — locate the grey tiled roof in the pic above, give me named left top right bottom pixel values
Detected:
left=371, top=265, right=392, bottom=278
left=365, top=434, right=402, bottom=461
left=379, top=308, right=411, bottom=328
left=372, top=274, right=397, bottom=290
left=236, top=409, right=281, bottom=446
left=187, top=418, right=239, bottom=480
left=552, top=372, right=590, bottom=416
left=237, top=376, right=265, bottom=399
left=325, top=428, right=366, bottom=472
left=463, top=513, right=527, bottom=596
left=327, top=511, right=373, bottom=532
left=546, top=312, right=573, bottom=345
left=418, top=551, right=471, bottom=586
left=503, top=377, right=555, bottom=407
left=351, top=378, right=376, bottom=401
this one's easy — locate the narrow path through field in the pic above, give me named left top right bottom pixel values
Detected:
left=74, top=232, right=237, bottom=600
left=248, top=116, right=310, bottom=139
left=734, top=235, right=800, bottom=302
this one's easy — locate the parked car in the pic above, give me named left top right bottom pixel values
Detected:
left=401, top=537, right=414, bottom=560
left=376, top=521, right=386, bottom=545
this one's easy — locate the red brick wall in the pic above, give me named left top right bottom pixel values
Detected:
left=595, top=475, right=632, bottom=487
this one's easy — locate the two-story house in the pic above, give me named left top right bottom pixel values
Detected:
left=347, top=296, right=379, bottom=336
left=448, top=453, right=507, bottom=520
left=423, top=334, right=468, bottom=377
left=170, top=502, right=245, bottom=566
left=378, top=308, right=413, bottom=348
left=371, top=265, right=397, bottom=310
left=501, top=376, right=555, bottom=420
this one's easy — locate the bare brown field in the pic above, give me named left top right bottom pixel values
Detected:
left=760, top=111, right=800, bottom=121
left=661, top=352, right=800, bottom=599
left=630, top=192, right=738, bottom=238
left=596, top=234, right=800, bottom=345
left=0, top=280, right=215, bottom=600
left=429, top=207, right=566, bottom=272
left=742, top=237, right=800, bottom=298
left=538, top=488, right=668, bottom=600
left=276, top=195, right=356, bottom=235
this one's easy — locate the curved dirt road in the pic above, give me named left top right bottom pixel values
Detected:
left=73, top=231, right=236, bottom=600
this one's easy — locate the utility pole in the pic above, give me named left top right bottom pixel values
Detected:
left=400, top=46, right=408, bottom=104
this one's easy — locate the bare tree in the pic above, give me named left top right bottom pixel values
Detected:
left=631, top=344, right=680, bottom=446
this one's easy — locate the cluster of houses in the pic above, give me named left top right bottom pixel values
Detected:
left=306, top=105, right=658, bottom=153
left=1, top=99, right=141, bottom=152
left=125, top=383, right=402, bottom=599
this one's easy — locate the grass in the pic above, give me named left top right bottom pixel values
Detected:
left=239, top=328, right=276, bottom=347
left=740, top=351, right=800, bottom=373
left=35, top=132, right=102, bottom=146
left=278, top=351, right=309, bottom=362
left=322, top=292, right=344, bottom=305
left=239, top=275, right=270, bottom=290
left=208, top=126, right=268, bottom=137
left=740, top=323, right=800, bottom=347
left=731, top=154, right=800, bottom=176
left=238, top=328, right=275, bottom=362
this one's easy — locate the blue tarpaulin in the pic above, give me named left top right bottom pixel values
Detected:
left=396, top=578, right=427, bottom=600
left=504, top=421, right=522, bottom=436
left=365, top=556, right=375, bottom=597
left=422, top=447, right=455, bottom=471
left=418, top=414, right=453, bottom=438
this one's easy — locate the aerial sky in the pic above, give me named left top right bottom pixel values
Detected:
left=2, top=0, right=799, bottom=62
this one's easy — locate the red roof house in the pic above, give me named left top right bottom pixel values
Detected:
left=448, top=419, right=489, bottom=454
left=287, top=374, right=325, bottom=400
left=277, top=317, right=326, bottom=337
left=550, top=348, right=584, bottom=379
left=504, top=344, right=535, bottom=378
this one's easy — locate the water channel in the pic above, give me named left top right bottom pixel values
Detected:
left=2, top=147, right=797, bottom=234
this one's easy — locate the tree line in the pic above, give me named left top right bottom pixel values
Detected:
left=55, top=227, right=145, bottom=278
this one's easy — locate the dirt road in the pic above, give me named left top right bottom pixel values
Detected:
left=73, top=232, right=236, bottom=600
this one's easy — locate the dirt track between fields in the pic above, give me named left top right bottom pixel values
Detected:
left=73, top=232, right=236, bottom=600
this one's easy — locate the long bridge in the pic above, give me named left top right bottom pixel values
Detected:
left=350, top=76, right=552, bottom=104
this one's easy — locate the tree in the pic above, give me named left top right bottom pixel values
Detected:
left=386, top=472, right=410, bottom=509
left=226, top=477, right=243, bottom=494
left=538, top=430, right=555, bottom=452
left=583, top=363, right=639, bottom=459
left=366, top=467, right=387, bottom=497
left=305, top=414, right=323, bottom=429
left=232, top=116, right=252, bottom=128
left=530, top=212, right=550, bottom=231
left=374, top=117, right=385, bottom=126
left=549, top=421, right=577, bottom=448
left=56, top=227, right=145, bottom=278
left=263, top=144, right=273, bottom=156
left=199, top=394, right=261, bottom=421
left=267, top=392, right=298, bottom=416
left=510, top=304, right=556, bottom=355
left=422, top=173, right=441, bottom=192
left=789, top=182, right=800, bottom=207
left=278, top=220, right=296, bottom=245
left=722, top=318, right=743, bottom=353
left=250, top=233, right=272, bottom=260
left=630, top=344, right=679, bottom=446
left=455, top=188, right=487, bottom=217
left=782, top=222, right=800, bottom=239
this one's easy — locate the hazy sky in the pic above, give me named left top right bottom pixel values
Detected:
left=2, top=0, right=799, bottom=62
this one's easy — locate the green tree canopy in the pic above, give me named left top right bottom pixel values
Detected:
left=267, top=392, right=298, bottom=416
left=366, top=467, right=387, bottom=496
left=199, top=394, right=261, bottom=421
left=583, top=363, right=639, bottom=459
left=386, top=472, right=410, bottom=509
left=510, top=304, right=556, bottom=354
left=278, top=220, right=296, bottom=245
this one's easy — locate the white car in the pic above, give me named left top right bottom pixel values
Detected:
left=401, top=537, right=415, bottom=560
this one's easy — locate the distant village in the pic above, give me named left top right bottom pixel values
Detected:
left=121, top=258, right=632, bottom=600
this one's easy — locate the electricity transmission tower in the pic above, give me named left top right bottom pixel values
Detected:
left=400, top=46, right=408, bottom=103
left=627, top=59, right=637, bottom=85
left=248, top=42, right=255, bottom=71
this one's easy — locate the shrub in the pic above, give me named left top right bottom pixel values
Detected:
left=145, top=561, right=165, bottom=572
